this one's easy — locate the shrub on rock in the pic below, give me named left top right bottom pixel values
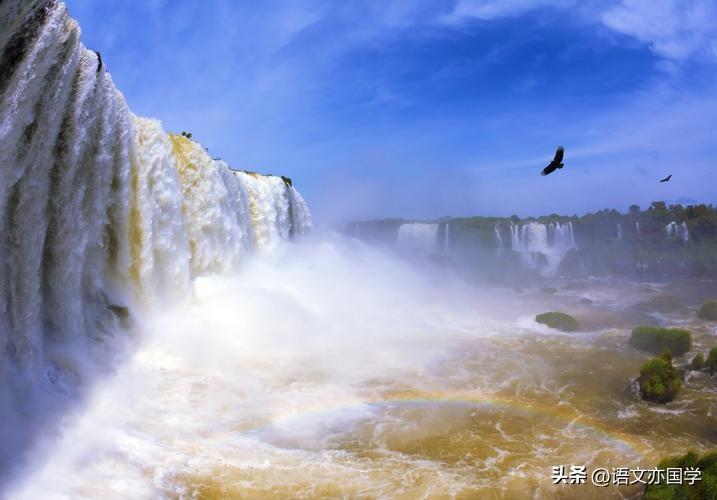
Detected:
left=638, top=354, right=682, bottom=403
left=644, top=450, right=717, bottom=499
left=707, top=348, right=717, bottom=373
left=629, top=326, right=692, bottom=357
left=691, top=353, right=705, bottom=371
left=535, top=312, right=579, bottom=332
left=697, top=300, right=717, bottom=320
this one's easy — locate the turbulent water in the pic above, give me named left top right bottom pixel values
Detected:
left=0, top=0, right=309, bottom=476
left=8, top=238, right=717, bottom=499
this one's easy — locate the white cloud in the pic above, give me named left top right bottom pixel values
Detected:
left=446, top=0, right=575, bottom=22
left=602, top=0, right=717, bottom=60
left=444, top=0, right=717, bottom=63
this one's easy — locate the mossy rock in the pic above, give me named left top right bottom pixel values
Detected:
left=644, top=450, right=717, bottom=499
left=635, top=294, right=684, bottom=313
left=535, top=312, right=579, bottom=332
left=698, top=300, right=717, bottom=321
left=629, top=326, right=692, bottom=357
left=638, top=354, right=682, bottom=403
left=692, top=353, right=705, bottom=371
left=707, top=348, right=717, bottom=373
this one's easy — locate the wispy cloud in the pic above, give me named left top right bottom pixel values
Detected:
left=602, top=0, right=717, bottom=60
left=446, top=0, right=575, bottom=22
left=445, top=0, right=717, bottom=63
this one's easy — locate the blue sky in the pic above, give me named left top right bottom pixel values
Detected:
left=66, top=0, right=717, bottom=224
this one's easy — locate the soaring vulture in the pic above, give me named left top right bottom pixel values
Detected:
left=540, top=146, right=564, bottom=176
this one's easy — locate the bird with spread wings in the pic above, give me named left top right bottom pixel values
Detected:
left=540, top=146, right=564, bottom=176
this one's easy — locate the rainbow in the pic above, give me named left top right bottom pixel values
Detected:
left=242, top=389, right=648, bottom=458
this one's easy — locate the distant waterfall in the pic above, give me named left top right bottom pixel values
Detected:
left=495, top=222, right=504, bottom=255
left=665, top=221, right=689, bottom=244
left=444, top=220, right=451, bottom=253
left=510, top=221, right=576, bottom=275
left=617, top=223, right=623, bottom=240
left=635, top=221, right=641, bottom=235
left=396, top=223, right=439, bottom=256
left=0, top=0, right=311, bottom=466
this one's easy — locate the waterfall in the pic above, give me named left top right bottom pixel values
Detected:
left=0, top=0, right=311, bottom=469
left=616, top=222, right=623, bottom=240
left=444, top=220, right=450, bottom=253
left=635, top=221, right=640, bottom=235
left=510, top=221, right=576, bottom=276
left=396, top=223, right=439, bottom=256
left=665, top=221, right=689, bottom=244
left=495, top=222, right=504, bottom=255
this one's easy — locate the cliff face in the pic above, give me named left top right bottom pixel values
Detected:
left=346, top=202, right=717, bottom=279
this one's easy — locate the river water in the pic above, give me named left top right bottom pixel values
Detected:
left=10, top=238, right=717, bottom=499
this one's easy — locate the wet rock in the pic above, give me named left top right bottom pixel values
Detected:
left=697, top=300, right=717, bottom=321
left=707, top=348, right=717, bottom=374
left=108, top=304, right=131, bottom=330
left=535, top=312, right=579, bottom=332
left=691, top=353, right=705, bottom=371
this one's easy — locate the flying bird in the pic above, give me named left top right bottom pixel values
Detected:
left=659, top=174, right=672, bottom=183
left=540, top=146, right=564, bottom=176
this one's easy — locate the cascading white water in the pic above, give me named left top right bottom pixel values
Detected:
left=0, top=0, right=311, bottom=474
left=510, top=222, right=576, bottom=276
left=635, top=221, right=640, bottom=235
left=665, top=221, right=689, bottom=244
left=495, top=222, right=504, bottom=256
left=617, top=222, right=623, bottom=240
left=396, top=223, right=439, bottom=256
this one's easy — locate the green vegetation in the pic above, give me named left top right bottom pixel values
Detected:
left=638, top=354, right=682, bottom=403
left=692, top=353, right=705, bottom=371
left=636, top=294, right=683, bottom=313
left=644, top=450, right=717, bottom=499
left=280, top=175, right=293, bottom=187
left=707, top=348, right=717, bottom=373
left=180, top=131, right=192, bottom=139
left=535, top=312, right=579, bottom=332
left=629, top=326, right=692, bottom=357
left=348, top=201, right=717, bottom=277
left=698, top=300, right=717, bottom=320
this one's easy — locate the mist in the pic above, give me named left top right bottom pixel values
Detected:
left=8, top=236, right=493, bottom=497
